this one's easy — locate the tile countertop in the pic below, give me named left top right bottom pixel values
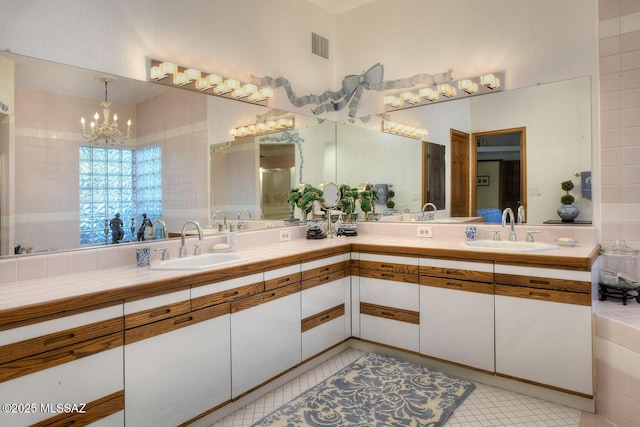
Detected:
left=0, top=222, right=600, bottom=321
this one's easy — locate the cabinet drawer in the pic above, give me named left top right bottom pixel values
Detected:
left=421, top=277, right=494, bottom=295
left=124, top=304, right=230, bottom=345
left=0, top=316, right=123, bottom=365
left=265, top=271, right=301, bottom=291
left=0, top=332, right=123, bottom=382
left=360, top=302, right=419, bottom=325
left=31, top=390, right=124, bottom=427
left=191, top=279, right=264, bottom=311
left=359, top=269, right=419, bottom=284
left=125, top=300, right=191, bottom=330
left=302, top=269, right=346, bottom=291
left=231, top=282, right=301, bottom=314
left=359, top=260, right=419, bottom=275
left=302, top=304, right=345, bottom=332
left=494, top=273, right=591, bottom=294
left=495, top=284, right=590, bottom=306
left=301, top=261, right=348, bottom=281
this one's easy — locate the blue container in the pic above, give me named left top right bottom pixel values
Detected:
left=477, top=208, right=502, bottom=223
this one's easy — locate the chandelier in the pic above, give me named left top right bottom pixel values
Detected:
left=81, top=77, right=131, bottom=145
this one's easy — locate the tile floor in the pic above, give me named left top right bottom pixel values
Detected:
left=208, top=348, right=615, bottom=427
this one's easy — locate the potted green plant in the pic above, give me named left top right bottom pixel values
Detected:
left=337, top=184, right=359, bottom=235
left=557, top=180, right=580, bottom=222
left=288, top=184, right=324, bottom=225
left=359, top=187, right=381, bottom=221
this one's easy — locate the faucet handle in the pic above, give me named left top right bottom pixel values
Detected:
left=155, top=247, right=170, bottom=260
left=492, top=230, right=501, bottom=241
left=194, top=243, right=203, bottom=256
left=526, top=230, right=541, bottom=242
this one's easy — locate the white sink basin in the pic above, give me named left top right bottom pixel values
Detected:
left=463, top=240, right=558, bottom=253
left=150, top=252, right=247, bottom=271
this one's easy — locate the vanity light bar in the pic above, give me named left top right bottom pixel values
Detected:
left=149, top=59, right=274, bottom=105
left=384, top=72, right=504, bottom=111
left=382, top=120, right=428, bottom=140
left=229, top=117, right=295, bottom=138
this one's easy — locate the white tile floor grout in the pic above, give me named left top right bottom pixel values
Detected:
left=208, top=348, right=596, bottom=427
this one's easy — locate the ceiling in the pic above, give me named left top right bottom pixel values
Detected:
left=306, top=0, right=378, bottom=14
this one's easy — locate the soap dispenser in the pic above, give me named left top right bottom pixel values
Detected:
left=227, top=222, right=238, bottom=251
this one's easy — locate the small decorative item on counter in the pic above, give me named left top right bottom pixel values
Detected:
left=557, top=180, right=580, bottom=222
left=337, top=184, right=359, bottom=236
left=465, top=226, right=478, bottom=241
left=136, top=247, right=151, bottom=267
left=599, top=240, right=640, bottom=305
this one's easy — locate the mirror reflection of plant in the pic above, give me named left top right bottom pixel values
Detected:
left=338, top=184, right=359, bottom=222
left=560, top=180, right=575, bottom=205
left=386, top=189, right=395, bottom=210
left=359, top=187, right=379, bottom=220
left=289, top=184, right=325, bottom=220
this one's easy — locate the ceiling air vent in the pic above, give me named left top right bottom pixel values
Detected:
left=312, top=33, right=329, bottom=59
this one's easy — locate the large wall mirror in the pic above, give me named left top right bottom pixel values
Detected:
left=0, top=50, right=591, bottom=258
left=336, top=76, right=592, bottom=225
left=0, top=52, right=335, bottom=256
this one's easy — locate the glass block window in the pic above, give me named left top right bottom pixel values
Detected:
left=136, top=145, right=162, bottom=223
left=79, top=145, right=162, bottom=245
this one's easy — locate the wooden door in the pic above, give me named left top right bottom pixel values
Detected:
left=422, top=142, right=446, bottom=210
left=450, top=130, right=470, bottom=217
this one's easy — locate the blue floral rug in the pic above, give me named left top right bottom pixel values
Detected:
left=251, top=352, right=475, bottom=426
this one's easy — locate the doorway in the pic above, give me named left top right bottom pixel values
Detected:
left=259, top=144, right=295, bottom=219
left=421, top=141, right=446, bottom=210
left=450, top=129, right=470, bottom=217
left=471, top=127, right=526, bottom=217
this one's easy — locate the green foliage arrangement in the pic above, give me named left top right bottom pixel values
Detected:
left=560, top=180, right=575, bottom=205
left=289, top=184, right=325, bottom=219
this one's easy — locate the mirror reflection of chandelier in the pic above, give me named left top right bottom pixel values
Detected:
left=81, top=77, right=131, bottom=145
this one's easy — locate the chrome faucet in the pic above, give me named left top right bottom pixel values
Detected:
left=237, top=208, right=252, bottom=220
left=237, top=208, right=251, bottom=231
left=212, top=210, right=227, bottom=231
left=420, top=203, right=437, bottom=221
left=151, top=219, right=168, bottom=240
left=517, top=205, right=525, bottom=224
left=501, top=208, right=517, bottom=241
left=179, top=220, right=204, bottom=258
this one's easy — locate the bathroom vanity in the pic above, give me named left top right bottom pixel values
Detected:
left=0, top=228, right=599, bottom=426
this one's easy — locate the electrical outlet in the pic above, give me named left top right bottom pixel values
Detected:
left=416, top=226, right=433, bottom=238
left=279, top=230, right=291, bottom=241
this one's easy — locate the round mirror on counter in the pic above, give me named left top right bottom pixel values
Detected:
left=319, top=182, right=341, bottom=209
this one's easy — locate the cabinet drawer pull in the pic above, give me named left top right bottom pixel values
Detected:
left=150, top=308, right=171, bottom=318
left=319, top=267, right=330, bottom=273
left=223, top=291, right=239, bottom=298
left=530, top=279, right=550, bottom=285
left=44, top=350, right=74, bottom=364
left=529, top=291, right=550, bottom=298
left=173, top=316, right=194, bottom=326
left=381, top=273, right=394, bottom=278
left=61, top=422, right=76, bottom=427
left=381, top=311, right=394, bottom=317
left=320, top=275, right=331, bottom=282
left=44, top=333, right=75, bottom=346
left=445, top=269, right=457, bottom=275
left=277, top=277, right=291, bottom=284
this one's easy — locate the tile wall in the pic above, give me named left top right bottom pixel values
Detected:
left=599, top=0, right=640, bottom=249
left=597, top=1, right=640, bottom=425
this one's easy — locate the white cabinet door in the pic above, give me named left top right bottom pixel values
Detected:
left=359, top=276, right=420, bottom=352
left=495, top=294, right=593, bottom=395
left=420, top=282, right=494, bottom=372
left=301, top=277, right=350, bottom=360
left=125, top=308, right=231, bottom=427
left=0, top=347, right=123, bottom=427
left=231, top=284, right=301, bottom=398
